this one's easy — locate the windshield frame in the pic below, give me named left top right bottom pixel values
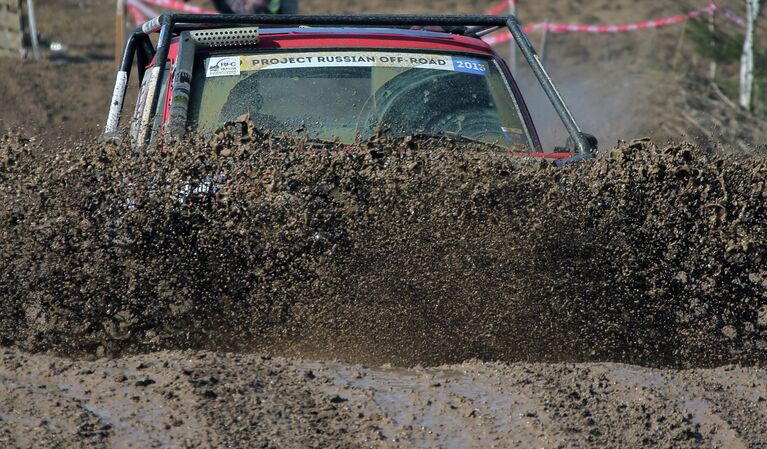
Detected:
left=164, top=34, right=542, bottom=151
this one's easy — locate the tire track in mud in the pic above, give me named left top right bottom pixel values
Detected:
left=0, top=127, right=766, bottom=367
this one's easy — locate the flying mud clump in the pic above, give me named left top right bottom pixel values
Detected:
left=0, top=125, right=765, bottom=367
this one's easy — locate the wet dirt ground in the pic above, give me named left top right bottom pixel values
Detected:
left=1, top=348, right=765, bottom=448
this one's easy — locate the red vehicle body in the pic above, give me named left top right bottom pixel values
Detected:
left=105, top=14, right=596, bottom=161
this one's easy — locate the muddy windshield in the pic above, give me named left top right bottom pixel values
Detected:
left=188, top=50, right=532, bottom=148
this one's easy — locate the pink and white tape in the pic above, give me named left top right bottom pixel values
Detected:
left=481, top=2, right=731, bottom=45
left=124, top=0, right=744, bottom=47
left=127, top=3, right=147, bottom=25
left=141, top=0, right=217, bottom=14
left=127, top=0, right=158, bottom=24
left=482, top=0, right=745, bottom=45
left=127, top=0, right=216, bottom=20
left=484, top=0, right=517, bottom=16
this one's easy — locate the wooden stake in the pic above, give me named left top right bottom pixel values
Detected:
left=26, top=0, right=40, bottom=61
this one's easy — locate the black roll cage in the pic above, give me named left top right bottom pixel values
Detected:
left=104, top=13, right=595, bottom=153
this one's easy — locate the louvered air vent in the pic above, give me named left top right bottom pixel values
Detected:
left=190, top=27, right=260, bottom=48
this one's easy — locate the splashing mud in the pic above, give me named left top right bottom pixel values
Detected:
left=1, top=125, right=765, bottom=368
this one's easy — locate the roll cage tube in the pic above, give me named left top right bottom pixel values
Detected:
left=104, top=29, right=154, bottom=138
left=103, top=14, right=595, bottom=153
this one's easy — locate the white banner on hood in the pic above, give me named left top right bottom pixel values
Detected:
left=203, top=51, right=489, bottom=77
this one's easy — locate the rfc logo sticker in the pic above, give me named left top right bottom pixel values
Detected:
left=206, top=56, right=241, bottom=77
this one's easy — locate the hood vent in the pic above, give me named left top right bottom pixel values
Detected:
left=190, top=27, right=260, bottom=48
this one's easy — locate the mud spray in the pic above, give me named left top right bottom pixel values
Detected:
left=1, top=124, right=765, bottom=368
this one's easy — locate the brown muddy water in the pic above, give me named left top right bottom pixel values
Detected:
left=2, top=126, right=765, bottom=367
left=1, top=126, right=766, bottom=447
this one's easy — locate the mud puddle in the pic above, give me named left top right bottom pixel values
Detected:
left=306, top=361, right=549, bottom=448
left=305, top=359, right=767, bottom=448
left=1, top=348, right=764, bottom=448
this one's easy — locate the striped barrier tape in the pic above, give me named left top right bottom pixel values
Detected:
left=482, top=2, right=731, bottom=45
left=482, top=0, right=744, bottom=26
left=484, top=0, right=516, bottom=16
left=139, top=0, right=217, bottom=15
left=127, top=0, right=158, bottom=23
left=124, top=0, right=745, bottom=45
left=722, top=7, right=745, bottom=27
left=127, top=3, right=147, bottom=25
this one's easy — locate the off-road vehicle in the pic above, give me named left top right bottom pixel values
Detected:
left=104, top=14, right=597, bottom=160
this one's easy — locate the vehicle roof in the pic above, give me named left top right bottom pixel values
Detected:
left=193, top=26, right=498, bottom=56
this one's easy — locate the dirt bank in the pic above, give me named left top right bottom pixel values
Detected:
left=1, top=348, right=765, bottom=448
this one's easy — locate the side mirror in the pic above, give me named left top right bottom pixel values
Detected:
left=577, top=133, right=598, bottom=152
left=552, top=133, right=598, bottom=167
left=553, top=132, right=598, bottom=154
